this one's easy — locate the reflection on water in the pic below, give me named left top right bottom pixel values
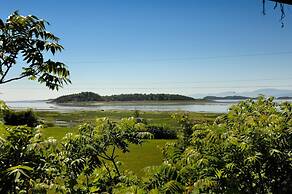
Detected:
left=5, top=99, right=292, bottom=113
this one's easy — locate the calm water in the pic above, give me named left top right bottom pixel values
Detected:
left=5, top=100, right=292, bottom=113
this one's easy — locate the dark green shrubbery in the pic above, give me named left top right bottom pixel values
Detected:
left=3, top=109, right=39, bottom=127
left=133, top=110, right=177, bottom=139
left=147, top=125, right=177, bottom=139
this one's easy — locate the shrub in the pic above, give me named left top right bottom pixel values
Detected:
left=0, top=117, right=146, bottom=193
left=0, top=126, right=59, bottom=193
left=44, top=121, right=55, bottom=127
left=147, top=125, right=177, bottom=139
left=160, top=97, right=292, bottom=193
left=3, top=109, right=39, bottom=127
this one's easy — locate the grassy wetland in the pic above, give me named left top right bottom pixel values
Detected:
left=35, top=110, right=219, bottom=176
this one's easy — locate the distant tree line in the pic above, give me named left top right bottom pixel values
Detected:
left=52, top=92, right=195, bottom=103
left=104, top=93, right=195, bottom=101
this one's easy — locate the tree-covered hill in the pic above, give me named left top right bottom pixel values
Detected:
left=51, top=92, right=104, bottom=103
left=51, top=92, right=196, bottom=103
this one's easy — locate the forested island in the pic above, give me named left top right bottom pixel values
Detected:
left=51, top=92, right=197, bottom=104
left=51, top=92, right=292, bottom=104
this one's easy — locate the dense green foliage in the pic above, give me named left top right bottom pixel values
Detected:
left=0, top=101, right=9, bottom=119
left=3, top=109, right=39, bottom=127
left=1, top=97, right=291, bottom=193
left=152, top=97, right=292, bottom=193
left=0, top=12, right=70, bottom=90
left=0, top=117, right=148, bottom=193
left=52, top=92, right=196, bottom=103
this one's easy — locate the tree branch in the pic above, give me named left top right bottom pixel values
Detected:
left=97, top=152, right=111, bottom=161
left=0, top=52, right=18, bottom=83
left=101, top=160, right=113, bottom=180
left=0, top=74, right=28, bottom=84
left=111, top=146, right=116, bottom=158
left=0, top=64, right=13, bottom=83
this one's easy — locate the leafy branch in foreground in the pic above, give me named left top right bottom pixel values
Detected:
left=0, top=115, right=148, bottom=193
left=0, top=11, right=70, bottom=90
left=159, top=97, right=292, bottom=193
left=61, top=117, right=146, bottom=193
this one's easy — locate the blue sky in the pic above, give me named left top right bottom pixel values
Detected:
left=1, top=0, right=292, bottom=100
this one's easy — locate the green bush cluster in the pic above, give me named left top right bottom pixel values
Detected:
left=155, top=97, right=292, bottom=193
left=133, top=110, right=178, bottom=139
left=0, top=117, right=145, bottom=193
left=3, top=109, right=39, bottom=127
left=146, top=125, right=177, bottom=139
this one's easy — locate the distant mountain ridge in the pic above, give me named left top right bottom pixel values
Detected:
left=52, top=92, right=196, bottom=103
left=245, top=88, right=292, bottom=97
left=192, top=88, right=292, bottom=98
left=203, top=96, right=252, bottom=100
left=277, top=96, right=292, bottom=100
